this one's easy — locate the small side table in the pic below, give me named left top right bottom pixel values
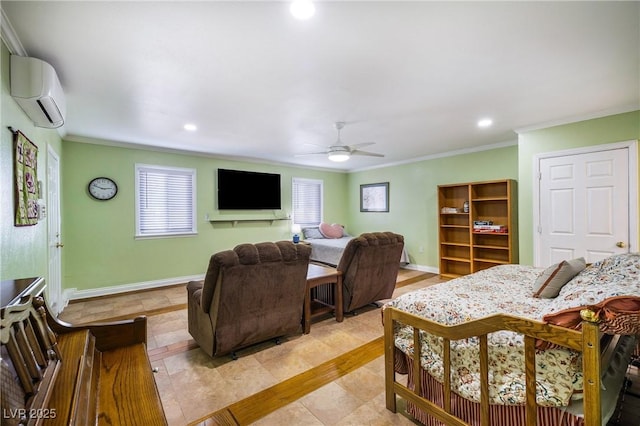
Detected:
left=304, top=264, right=344, bottom=334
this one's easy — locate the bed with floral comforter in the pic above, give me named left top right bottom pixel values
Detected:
left=383, top=252, right=640, bottom=425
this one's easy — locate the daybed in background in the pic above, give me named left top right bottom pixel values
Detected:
left=383, top=253, right=640, bottom=426
left=187, top=241, right=311, bottom=358
left=303, top=223, right=409, bottom=266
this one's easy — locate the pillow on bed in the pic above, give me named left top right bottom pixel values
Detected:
left=533, top=257, right=586, bottom=298
left=318, top=222, right=345, bottom=239
left=302, top=227, right=324, bottom=239
left=542, top=295, right=640, bottom=334
left=537, top=296, right=640, bottom=351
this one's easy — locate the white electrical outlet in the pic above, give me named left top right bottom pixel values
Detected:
left=419, top=246, right=424, bottom=253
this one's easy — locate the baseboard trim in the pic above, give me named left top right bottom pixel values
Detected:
left=63, top=265, right=438, bottom=304
left=402, top=263, right=439, bottom=274
left=65, top=274, right=205, bottom=303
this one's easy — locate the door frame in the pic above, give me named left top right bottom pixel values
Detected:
left=533, top=140, right=638, bottom=267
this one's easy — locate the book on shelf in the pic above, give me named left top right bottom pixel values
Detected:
left=441, top=207, right=461, bottom=214
left=473, top=224, right=508, bottom=233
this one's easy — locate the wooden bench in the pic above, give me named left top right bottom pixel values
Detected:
left=1, top=277, right=167, bottom=426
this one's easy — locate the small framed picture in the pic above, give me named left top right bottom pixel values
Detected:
left=360, top=182, right=389, bottom=212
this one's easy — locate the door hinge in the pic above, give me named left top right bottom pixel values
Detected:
left=537, top=225, right=542, bottom=234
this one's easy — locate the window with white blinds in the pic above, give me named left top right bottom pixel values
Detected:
left=292, top=177, right=323, bottom=226
left=135, top=164, right=197, bottom=237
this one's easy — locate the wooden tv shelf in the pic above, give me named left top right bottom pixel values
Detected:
left=208, top=217, right=289, bottom=226
left=438, top=179, right=518, bottom=278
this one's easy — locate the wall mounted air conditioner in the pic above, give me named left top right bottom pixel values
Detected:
left=11, top=55, right=66, bottom=129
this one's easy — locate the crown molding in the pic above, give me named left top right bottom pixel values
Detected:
left=350, top=138, right=518, bottom=173
left=0, top=8, right=27, bottom=56
left=64, top=133, right=347, bottom=174
left=514, top=105, right=639, bottom=134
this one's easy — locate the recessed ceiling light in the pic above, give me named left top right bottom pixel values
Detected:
left=290, top=0, right=315, bottom=20
left=184, top=123, right=197, bottom=132
left=477, top=118, right=493, bottom=128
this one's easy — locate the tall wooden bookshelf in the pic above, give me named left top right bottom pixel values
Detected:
left=438, top=179, right=518, bottom=278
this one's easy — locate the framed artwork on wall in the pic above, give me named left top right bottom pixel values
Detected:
left=13, top=130, right=39, bottom=226
left=360, top=182, right=389, bottom=212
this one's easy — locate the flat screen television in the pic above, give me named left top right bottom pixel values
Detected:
left=217, top=168, right=281, bottom=210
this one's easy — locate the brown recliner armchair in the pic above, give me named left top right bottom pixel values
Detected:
left=337, top=232, right=405, bottom=313
left=187, top=241, right=311, bottom=358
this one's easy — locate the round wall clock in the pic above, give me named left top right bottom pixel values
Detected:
left=88, top=177, right=118, bottom=200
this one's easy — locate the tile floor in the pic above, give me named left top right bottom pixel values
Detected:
left=59, top=269, right=438, bottom=425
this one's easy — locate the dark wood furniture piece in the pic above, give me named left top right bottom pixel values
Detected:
left=304, top=264, right=344, bottom=334
left=0, top=277, right=167, bottom=426
left=438, top=179, right=518, bottom=278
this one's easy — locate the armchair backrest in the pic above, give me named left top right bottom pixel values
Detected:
left=200, top=241, right=311, bottom=356
left=337, top=232, right=404, bottom=312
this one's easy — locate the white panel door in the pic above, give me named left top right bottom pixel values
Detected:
left=47, top=147, right=62, bottom=314
left=538, top=148, right=629, bottom=266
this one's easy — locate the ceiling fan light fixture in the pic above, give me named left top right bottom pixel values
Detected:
left=296, top=121, right=382, bottom=162
left=328, top=152, right=350, bottom=162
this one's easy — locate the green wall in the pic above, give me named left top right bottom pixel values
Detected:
left=4, top=37, right=638, bottom=294
left=0, top=42, right=63, bottom=281
left=62, top=140, right=348, bottom=290
left=347, top=145, right=519, bottom=269
left=346, top=110, right=640, bottom=269
left=517, top=110, right=640, bottom=265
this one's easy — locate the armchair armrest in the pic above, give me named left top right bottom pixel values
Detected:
left=187, top=280, right=204, bottom=293
left=187, top=280, right=206, bottom=312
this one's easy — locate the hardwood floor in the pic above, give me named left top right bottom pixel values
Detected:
left=60, top=271, right=640, bottom=425
left=190, top=338, right=386, bottom=426
left=61, top=269, right=433, bottom=424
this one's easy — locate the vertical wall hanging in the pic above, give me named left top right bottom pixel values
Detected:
left=12, top=129, right=39, bottom=226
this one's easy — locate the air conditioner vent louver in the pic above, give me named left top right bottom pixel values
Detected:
left=11, top=55, right=66, bottom=128
left=37, top=98, right=63, bottom=125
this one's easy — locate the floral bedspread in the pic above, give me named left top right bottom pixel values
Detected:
left=541, top=253, right=640, bottom=318
left=385, top=264, right=584, bottom=407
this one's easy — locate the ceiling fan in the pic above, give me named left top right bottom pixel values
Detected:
left=296, top=122, right=385, bottom=162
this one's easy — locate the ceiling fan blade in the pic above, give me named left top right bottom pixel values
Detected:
left=295, top=151, right=329, bottom=157
left=348, top=142, right=375, bottom=149
left=297, top=123, right=382, bottom=160
left=351, top=150, right=385, bottom=158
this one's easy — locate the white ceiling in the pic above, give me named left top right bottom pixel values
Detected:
left=3, top=1, right=639, bottom=171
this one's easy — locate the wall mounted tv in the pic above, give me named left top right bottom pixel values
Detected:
left=217, top=168, right=282, bottom=210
